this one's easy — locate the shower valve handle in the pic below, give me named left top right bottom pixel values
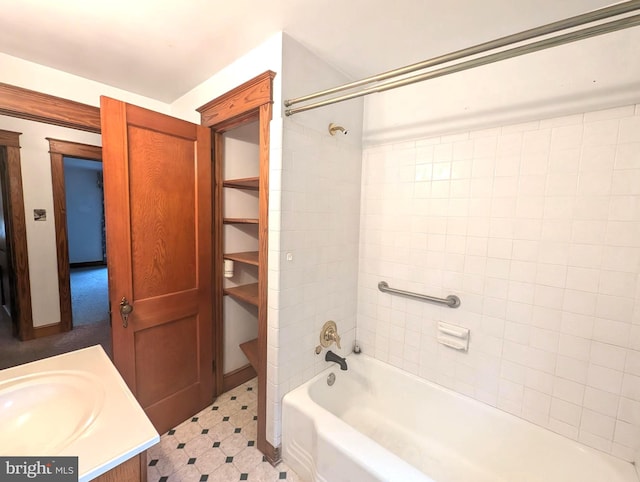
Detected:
left=321, top=321, right=341, bottom=349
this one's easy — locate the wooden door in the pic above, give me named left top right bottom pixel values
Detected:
left=100, top=97, right=213, bottom=434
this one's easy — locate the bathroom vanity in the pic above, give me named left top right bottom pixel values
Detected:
left=0, top=345, right=159, bottom=481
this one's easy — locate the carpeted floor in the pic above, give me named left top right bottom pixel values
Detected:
left=0, top=266, right=111, bottom=370
left=71, top=266, right=110, bottom=326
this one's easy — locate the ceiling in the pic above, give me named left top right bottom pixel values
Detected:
left=0, top=0, right=621, bottom=103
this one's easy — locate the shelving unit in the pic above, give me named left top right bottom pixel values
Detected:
left=239, top=338, right=259, bottom=370
left=223, top=282, right=259, bottom=306
left=218, top=130, right=261, bottom=381
left=197, top=70, right=276, bottom=462
left=223, top=217, right=258, bottom=224
left=224, top=251, right=259, bottom=266
left=223, top=177, right=259, bottom=190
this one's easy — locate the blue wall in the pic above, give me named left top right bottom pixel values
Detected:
left=63, top=158, right=103, bottom=264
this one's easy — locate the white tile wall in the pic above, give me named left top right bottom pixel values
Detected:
left=268, top=119, right=362, bottom=447
left=357, top=103, right=640, bottom=462
left=267, top=35, right=364, bottom=449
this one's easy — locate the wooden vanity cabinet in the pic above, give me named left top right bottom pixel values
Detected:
left=92, top=452, right=146, bottom=482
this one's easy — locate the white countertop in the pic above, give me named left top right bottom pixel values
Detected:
left=0, top=345, right=159, bottom=481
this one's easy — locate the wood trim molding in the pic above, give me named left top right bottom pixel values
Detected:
left=0, top=130, right=33, bottom=340
left=48, top=138, right=102, bottom=160
left=70, top=261, right=107, bottom=269
left=48, top=138, right=103, bottom=333
left=33, top=322, right=65, bottom=339
left=0, top=130, right=21, bottom=148
left=0, top=82, right=101, bottom=133
left=263, top=442, right=281, bottom=466
left=197, top=71, right=276, bottom=127
left=256, top=101, right=272, bottom=459
left=222, top=364, right=257, bottom=393
left=212, top=131, right=224, bottom=396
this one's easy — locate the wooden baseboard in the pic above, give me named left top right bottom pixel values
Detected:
left=70, top=261, right=107, bottom=268
left=222, top=364, right=257, bottom=393
left=33, top=322, right=68, bottom=339
left=263, top=441, right=281, bottom=466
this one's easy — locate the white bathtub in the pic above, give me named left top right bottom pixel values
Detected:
left=282, top=353, right=638, bottom=482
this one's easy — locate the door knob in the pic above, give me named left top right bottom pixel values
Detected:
left=119, top=296, right=133, bottom=328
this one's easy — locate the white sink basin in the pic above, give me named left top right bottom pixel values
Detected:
left=0, top=346, right=159, bottom=481
left=0, top=370, right=105, bottom=455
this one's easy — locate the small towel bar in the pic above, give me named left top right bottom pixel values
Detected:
left=377, top=281, right=461, bottom=308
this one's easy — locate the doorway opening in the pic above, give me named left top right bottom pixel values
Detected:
left=49, top=138, right=111, bottom=358
left=64, top=156, right=109, bottom=338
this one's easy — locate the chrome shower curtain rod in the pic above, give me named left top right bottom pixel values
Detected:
left=284, top=0, right=640, bottom=116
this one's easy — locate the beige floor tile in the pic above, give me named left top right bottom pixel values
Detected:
left=208, top=462, right=241, bottom=482
left=170, top=463, right=202, bottom=481
left=147, top=434, right=178, bottom=459
left=152, top=448, right=189, bottom=476
left=173, top=418, right=206, bottom=443
left=219, top=432, right=248, bottom=457
left=228, top=409, right=255, bottom=428
left=146, top=464, right=161, bottom=481
left=208, top=420, right=235, bottom=441
left=277, top=462, right=300, bottom=482
left=183, top=433, right=214, bottom=458
left=241, top=420, right=258, bottom=441
left=197, top=408, right=226, bottom=429
left=220, top=398, right=245, bottom=414
left=249, top=461, right=286, bottom=482
left=192, top=447, right=226, bottom=474
left=231, top=446, right=264, bottom=473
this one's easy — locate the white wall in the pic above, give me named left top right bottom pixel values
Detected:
left=169, top=32, right=283, bottom=123
left=268, top=34, right=364, bottom=447
left=0, top=53, right=170, bottom=328
left=357, top=103, right=640, bottom=461
left=0, top=52, right=170, bottom=111
left=0, top=115, right=101, bottom=327
left=222, top=125, right=260, bottom=373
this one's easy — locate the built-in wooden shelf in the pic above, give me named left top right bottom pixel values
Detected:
left=224, top=251, right=259, bottom=266
left=239, top=338, right=259, bottom=370
left=223, top=218, right=258, bottom=224
left=223, top=282, right=259, bottom=306
left=224, top=177, right=259, bottom=190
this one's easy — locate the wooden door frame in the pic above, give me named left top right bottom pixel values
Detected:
left=197, top=70, right=277, bottom=463
left=48, top=138, right=103, bottom=334
left=0, top=129, right=33, bottom=340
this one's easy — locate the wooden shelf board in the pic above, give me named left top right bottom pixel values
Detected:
left=223, top=282, right=259, bottom=306
left=223, top=217, right=258, bottom=224
left=224, top=177, right=259, bottom=190
left=239, top=338, right=259, bottom=370
left=224, top=251, right=259, bottom=266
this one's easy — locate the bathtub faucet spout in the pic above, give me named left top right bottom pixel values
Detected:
left=325, top=350, right=348, bottom=370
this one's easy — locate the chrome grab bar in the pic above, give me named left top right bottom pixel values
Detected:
left=377, top=281, right=461, bottom=308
